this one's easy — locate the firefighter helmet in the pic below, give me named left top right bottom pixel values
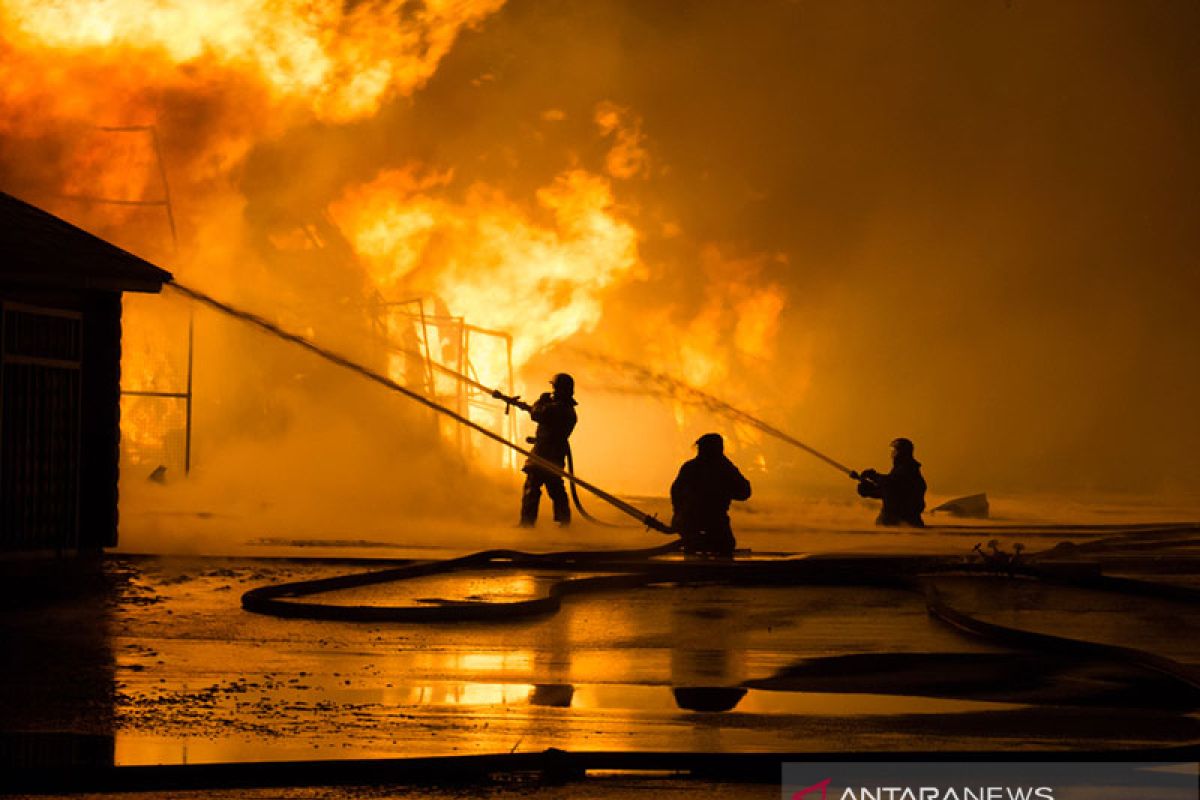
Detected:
left=551, top=372, right=575, bottom=395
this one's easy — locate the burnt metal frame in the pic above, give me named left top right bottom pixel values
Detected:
left=57, top=124, right=195, bottom=475
left=378, top=299, right=519, bottom=469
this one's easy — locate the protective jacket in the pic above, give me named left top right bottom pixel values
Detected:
left=670, top=453, right=752, bottom=554
left=526, top=392, right=577, bottom=467
left=856, top=456, right=926, bottom=527
left=519, top=391, right=578, bottom=526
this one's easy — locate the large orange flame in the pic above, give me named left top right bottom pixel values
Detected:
left=330, top=165, right=641, bottom=388
left=1, top=0, right=504, bottom=123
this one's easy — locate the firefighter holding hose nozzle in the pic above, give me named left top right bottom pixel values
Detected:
left=517, top=373, right=578, bottom=528
left=852, top=437, right=927, bottom=527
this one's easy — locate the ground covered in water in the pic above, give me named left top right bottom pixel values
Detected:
left=3, top=517, right=1200, bottom=781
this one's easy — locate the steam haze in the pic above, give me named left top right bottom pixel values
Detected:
left=2, top=0, right=1197, bottom=540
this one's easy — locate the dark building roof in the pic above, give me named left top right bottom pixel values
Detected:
left=0, top=191, right=173, bottom=293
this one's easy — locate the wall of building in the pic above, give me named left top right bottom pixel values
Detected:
left=0, top=287, right=122, bottom=555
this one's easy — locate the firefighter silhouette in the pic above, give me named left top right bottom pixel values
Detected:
left=519, top=373, right=578, bottom=527
left=852, top=437, right=927, bottom=527
left=670, top=433, right=752, bottom=556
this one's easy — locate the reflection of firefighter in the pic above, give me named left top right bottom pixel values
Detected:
left=852, top=437, right=927, bottom=527
left=670, top=433, right=752, bottom=556
left=518, top=373, right=578, bottom=527
left=669, top=586, right=748, bottom=714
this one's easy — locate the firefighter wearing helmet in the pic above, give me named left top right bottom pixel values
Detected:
left=669, top=433, right=752, bottom=556
left=851, top=437, right=927, bottom=527
left=518, top=373, right=578, bottom=527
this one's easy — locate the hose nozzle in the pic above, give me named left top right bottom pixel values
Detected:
left=491, top=388, right=531, bottom=414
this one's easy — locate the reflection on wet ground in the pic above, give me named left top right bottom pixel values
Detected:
left=100, top=564, right=1020, bottom=763
left=315, top=570, right=587, bottom=606
left=3, top=526, right=1200, bottom=774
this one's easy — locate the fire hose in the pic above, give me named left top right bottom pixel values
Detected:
left=566, top=445, right=628, bottom=527
left=167, top=282, right=672, bottom=533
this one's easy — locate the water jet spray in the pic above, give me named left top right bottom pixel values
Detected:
left=570, top=348, right=855, bottom=477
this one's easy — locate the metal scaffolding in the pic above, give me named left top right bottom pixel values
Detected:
left=373, top=297, right=519, bottom=470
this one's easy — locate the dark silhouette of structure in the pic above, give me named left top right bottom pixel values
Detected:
left=852, top=437, right=927, bottom=527
left=519, top=372, right=578, bottom=527
left=670, top=433, right=752, bottom=556
left=0, top=191, right=171, bottom=558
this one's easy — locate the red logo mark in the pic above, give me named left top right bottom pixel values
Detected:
left=792, top=778, right=832, bottom=800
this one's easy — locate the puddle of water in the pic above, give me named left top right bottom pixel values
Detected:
left=310, top=571, right=586, bottom=606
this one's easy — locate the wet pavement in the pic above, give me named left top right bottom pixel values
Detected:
left=4, top=520, right=1200, bottom=781
left=102, top=559, right=1017, bottom=763
left=1, top=513, right=1198, bottom=800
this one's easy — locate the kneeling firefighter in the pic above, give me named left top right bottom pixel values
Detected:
left=852, top=437, right=927, bottom=527
left=670, top=433, right=752, bottom=556
left=518, top=373, right=578, bottom=527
